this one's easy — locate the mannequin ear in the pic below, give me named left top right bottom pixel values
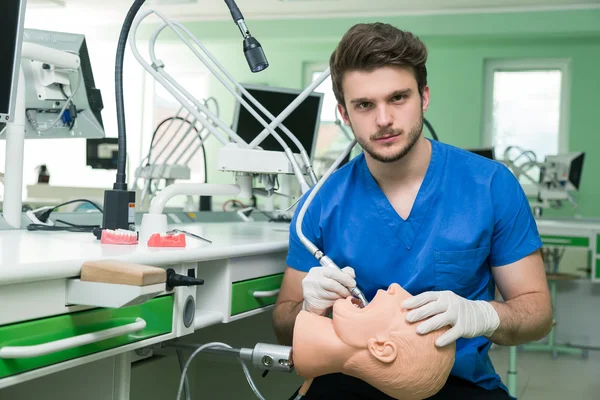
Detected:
left=367, top=338, right=397, bottom=364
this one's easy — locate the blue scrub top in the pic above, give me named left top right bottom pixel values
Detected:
left=287, top=138, right=543, bottom=396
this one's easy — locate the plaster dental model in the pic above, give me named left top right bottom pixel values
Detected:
left=292, top=283, right=456, bottom=400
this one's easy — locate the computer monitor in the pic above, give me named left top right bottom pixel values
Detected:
left=87, top=138, right=119, bottom=170
left=467, top=148, right=495, bottom=160
left=0, top=0, right=26, bottom=124
left=231, top=84, right=324, bottom=158
left=1, top=28, right=105, bottom=139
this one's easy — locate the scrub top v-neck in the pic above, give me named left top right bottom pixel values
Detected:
left=360, top=137, right=440, bottom=251
left=287, top=138, right=542, bottom=395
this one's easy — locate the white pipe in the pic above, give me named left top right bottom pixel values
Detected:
left=2, top=68, right=25, bottom=229
left=149, top=23, right=248, bottom=148
left=129, top=10, right=230, bottom=146
left=149, top=17, right=310, bottom=190
left=296, top=139, right=357, bottom=256
left=169, top=20, right=314, bottom=177
left=21, top=42, right=80, bottom=70
left=149, top=183, right=241, bottom=215
left=133, top=10, right=310, bottom=192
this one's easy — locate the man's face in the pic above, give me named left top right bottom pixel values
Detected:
left=338, top=66, right=430, bottom=163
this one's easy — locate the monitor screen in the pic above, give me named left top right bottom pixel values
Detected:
left=0, top=0, right=25, bottom=122
left=231, top=84, right=324, bottom=158
left=467, top=148, right=495, bottom=160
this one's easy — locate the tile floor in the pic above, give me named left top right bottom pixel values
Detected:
left=489, top=344, right=600, bottom=399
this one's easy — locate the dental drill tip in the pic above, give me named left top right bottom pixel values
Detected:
left=350, top=287, right=369, bottom=308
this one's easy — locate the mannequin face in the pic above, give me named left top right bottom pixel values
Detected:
left=332, top=283, right=408, bottom=349
left=293, top=283, right=455, bottom=400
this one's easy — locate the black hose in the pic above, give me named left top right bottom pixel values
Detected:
left=224, top=0, right=244, bottom=22
left=114, top=0, right=146, bottom=190
left=147, top=116, right=208, bottom=183
left=424, top=118, right=439, bottom=141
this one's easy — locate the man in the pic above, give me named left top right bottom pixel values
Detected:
left=272, top=22, right=552, bottom=400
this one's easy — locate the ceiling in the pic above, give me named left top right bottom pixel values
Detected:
left=26, top=0, right=600, bottom=22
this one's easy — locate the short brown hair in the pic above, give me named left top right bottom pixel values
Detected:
left=329, top=23, right=428, bottom=109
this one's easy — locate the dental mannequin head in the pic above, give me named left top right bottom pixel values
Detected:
left=292, top=283, right=455, bottom=400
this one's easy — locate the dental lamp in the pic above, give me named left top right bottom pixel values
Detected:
left=224, top=0, right=269, bottom=73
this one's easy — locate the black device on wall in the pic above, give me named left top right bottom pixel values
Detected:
left=466, top=148, right=495, bottom=160
left=87, top=138, right=119, bottom=170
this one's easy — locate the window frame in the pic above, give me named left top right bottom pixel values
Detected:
left=481, top=58, right=572, bottom=157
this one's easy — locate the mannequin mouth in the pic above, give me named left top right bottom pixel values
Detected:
left=350, top=297, right=363, bottom=309
left=342, top=295, right=373, bottom=312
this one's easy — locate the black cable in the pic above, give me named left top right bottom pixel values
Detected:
left=423, top=118, right=439, bottom=141
left=55, top=219, right=100, bottom=229
left=35, top=199, right=103, bottom=224
left=114, top=0, right=147, bottom=190
left=27, top=223, right=97, bottom=233
left=147, top=116, right=208, bottom=183
left=48, top=198, right=103, bottom=214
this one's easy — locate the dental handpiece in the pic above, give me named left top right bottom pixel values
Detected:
left=318, top=254, right=369, bottom=308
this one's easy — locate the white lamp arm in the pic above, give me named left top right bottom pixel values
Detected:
left=21, top=42, right=80, bottom=70
left=128, top=9, right=314, bottom=192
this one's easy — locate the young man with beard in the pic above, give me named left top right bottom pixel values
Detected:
left=273, top=22, right=552, bottom=400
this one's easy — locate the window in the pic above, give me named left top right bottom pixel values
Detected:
left=304, top=63, right=360, bottom=179
left=482, top=59, right=570, bottom=186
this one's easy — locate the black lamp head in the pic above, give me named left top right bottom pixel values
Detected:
left=243, top=36, right=268, bottom=73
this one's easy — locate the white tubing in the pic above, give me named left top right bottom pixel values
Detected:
left=149, top=183, right=241, bottom=214
left=296, top=140, right=357, bottom=256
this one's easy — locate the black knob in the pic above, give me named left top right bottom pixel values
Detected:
left=166, top=268, right=204, bottom=291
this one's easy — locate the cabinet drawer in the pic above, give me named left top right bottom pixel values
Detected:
left=231, top=273, right=283, bottom=316
left=0, top=295, right=173, bottom=379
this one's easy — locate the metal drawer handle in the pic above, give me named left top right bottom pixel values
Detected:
left=252, top=289, right=280, bottom=298
left=0, top=318, right=147, bottom=359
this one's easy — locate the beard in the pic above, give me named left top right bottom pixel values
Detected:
left=355, top=112, right=423, bottom=163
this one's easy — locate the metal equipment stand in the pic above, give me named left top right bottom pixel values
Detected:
left=520, top=247, right=587, bottom=359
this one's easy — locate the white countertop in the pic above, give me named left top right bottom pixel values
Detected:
left=0, top=222, right=290, bottom=286
left=536, top=218, right=600, bottom=231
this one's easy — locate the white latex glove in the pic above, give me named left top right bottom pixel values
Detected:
left=402, top=290, right=500, bottom=347
left=301, top=266, right=356, bottom=315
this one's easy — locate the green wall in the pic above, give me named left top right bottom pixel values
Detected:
left=146, top=9, right=600, bottom=216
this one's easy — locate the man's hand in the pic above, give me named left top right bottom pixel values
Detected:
left=302, top=266, right=356, bottom=315
left=402, top=291, right=500, bottom=347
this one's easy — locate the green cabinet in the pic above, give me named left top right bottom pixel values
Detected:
left=231, top=273, right=284, bottom=316
left=0, top=295, right=173, bottom=379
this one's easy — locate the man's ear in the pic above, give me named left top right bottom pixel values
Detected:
left=337, top=103, right=350, bottom=125
left=367, top=337, right=397, bottom=364
left=421, top=86, right=430, bottom=113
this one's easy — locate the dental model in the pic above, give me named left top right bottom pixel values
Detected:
left=100, top=229, right=139, bottom=245
left=292, top=283, right=456, bottom=399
